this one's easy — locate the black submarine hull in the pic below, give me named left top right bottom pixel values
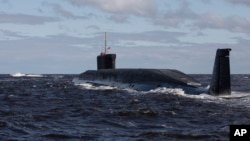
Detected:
left=74, top=48, right=231, bottom=95
left=74, top=69, right=202, bottom=93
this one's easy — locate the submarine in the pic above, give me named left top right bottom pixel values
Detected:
left=74, top=34, right=232, bottom=95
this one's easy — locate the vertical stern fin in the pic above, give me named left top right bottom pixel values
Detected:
left=209, top=48, right=231, bottom=95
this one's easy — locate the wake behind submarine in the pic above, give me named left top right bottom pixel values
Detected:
left=74, top=37, right=231, bottom=95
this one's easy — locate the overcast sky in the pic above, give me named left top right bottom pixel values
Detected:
left=0, top=0, right=249, bottom=74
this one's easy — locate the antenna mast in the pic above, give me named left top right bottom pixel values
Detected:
left=104, top=32, right=107, bottom=54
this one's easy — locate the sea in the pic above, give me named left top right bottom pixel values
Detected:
left=0, top=74, right=250, bottom=141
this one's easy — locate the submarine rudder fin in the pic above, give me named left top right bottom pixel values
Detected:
left=209, top=48, right=231, bottom=95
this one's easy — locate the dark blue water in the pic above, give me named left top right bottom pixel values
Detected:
left=0, top=74, right=250, bottom=141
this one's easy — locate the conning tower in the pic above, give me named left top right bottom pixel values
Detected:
left=97, top=32, right=116, bottom=70
left=97, top=54, right=116, bottom=69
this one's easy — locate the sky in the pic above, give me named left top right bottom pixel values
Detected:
left=0, top=0, right=250, bottom=74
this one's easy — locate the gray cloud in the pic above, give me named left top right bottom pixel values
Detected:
left=228, top=0, right=250, bottom=6
left=64, top=0, right=250, bottom=34
left=0, top=30, right=249, bottom=73
left=86, top=25, right=100, bottom=30
left=108, top=14, right=129, bottom=23
left=0, top=29, right=27, bottom=39
left=74, top=31, right=187, bottom=50
left=154, top=1, right=196, bottom=27
left=194, top=12, right=250, bottom=33
left=152, top=1, right=250, bottom=34
left=66, top=0, right=156, bottom=21
left=51, top=3, right=87, bottom=19
left=0, top=13, right=58, bottom=24
left=108, top=31, right=185, bottom=45
left=0, top=35, right=99, bottom=73
left=0, top=0, right=8, bottom=4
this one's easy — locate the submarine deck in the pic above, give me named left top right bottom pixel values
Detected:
left=79, top=69, right=201, bottom=87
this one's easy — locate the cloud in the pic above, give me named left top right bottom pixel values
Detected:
left=108, top=14, right=129, bottom=23
left=0, top=29, right=26, bottom=39
left=154, top=1, right=196, bottom=27
left=67, top=0, right=156, bottom=17
left=0, top=13, right=58, bottom=24
left=194, top=12, right=250, bottom=33
left=0, top=30, right=249, bottom=73
left=0, top=34, right=100, bottom=73
left=64, top=0, right=250, bottom=34
left=51, top=3, right=87, bottom=19
left=86, top=25, right=100, bottom=30
left=152, top=1, right=250, bottom=34
left=81, top=31, right=186, bottom=50
left=108, top=31, right=185, bottom=45
left=228, top=0, right=250, bottom=6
